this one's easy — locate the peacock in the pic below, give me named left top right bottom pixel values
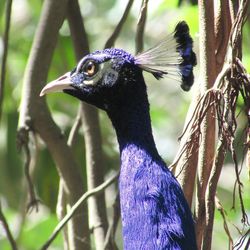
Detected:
left=40, top=21, right=197, bottom=250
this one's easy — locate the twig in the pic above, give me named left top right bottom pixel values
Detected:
left=105, top=0, right=134, bottom=49
left=60, top=106, right=82, bottom=248
left=57, top=98, right=82, bottom=250
left=23, top=142, right=40, bottom=212
left=230, top=141, right=249, bottom=225
left=104, top=193, right=120, bottom=250
left=67, top=1, right=110, bottom=249
left=0, top=0, right=12, bottom=122
left=17, top=0, right=88, bottom=249
left=215, top=196, right=234, bottom=249
left=203, top=133, right=229, bottom=250
left=172, top=89, right=223, bottom=174
left=0, top=202, right=18, bottom=250
left=171, top=1, right=249, bottom=248
left=67, top=107, right=82, bottom=147
left=135, top=0, right=149, bottom=53
left=172, top=91, right=200, bottom=206
left=56, top=180, right=68, bottom=250
left=16, top=127, right=40, bottom=212
left=40, top=172, right=119, bottom=250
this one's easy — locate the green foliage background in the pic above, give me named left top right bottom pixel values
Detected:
left=0, top=0, right=249, bottom=249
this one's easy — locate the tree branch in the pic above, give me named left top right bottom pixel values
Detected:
left=104, top=193, right=120, bottom=250
left=18, top=0, right=89, bottom=249
left=105, top=0, right=134, bottom=49
left=67, top=0, right=90, bottom=56
left=40, top=172, right=119, bottom=250
left=55, top=105, right=82, bottom=249
left=135, top=0, right=149, bottom=53
left=215, top=196, right=234, bottom=249
left=172, top=94, right=200, bottom=207
left=67, top=107, right=82, bottom=147
left=196, top=1, right=217, bottom=248
left=0, top=0, right=12, bottom=121
left=214, top=0, right=232, bottom=73
left=17, top=128, right=40, bottom=212
left=203, top=138, right=228, bottom=250
left=56, top=179, right=68, bottom=250
left=0, top=202, right=18, bottom=250
left=67, top=1, right=109, bottom=249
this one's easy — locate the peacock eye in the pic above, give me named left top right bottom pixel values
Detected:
left=83, top=60, right=98, bottom=77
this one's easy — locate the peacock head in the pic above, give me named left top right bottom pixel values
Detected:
left=40, top=48, right=141, bottom=109
left=40, top=21, right=196, bottom=110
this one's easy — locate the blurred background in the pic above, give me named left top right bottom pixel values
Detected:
left=0, top=0, right=249, bottom=249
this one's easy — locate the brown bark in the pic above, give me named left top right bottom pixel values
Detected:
left=214, top=0, right=232, bottom=73
left=56, top=180, right=69, bottom=249
left=67, top=1, right=109, bottom=249
left=196, top=1, right=217, bottom=249
left=173, top=92, right=200, bottom=207
left=203, top=139, right=227, bottom=250
left=0, top=0, right=12, bottom=121
left=18, top=0, right=89, bottom=249
left=135, top=0, right=149, bottom=53
left=80, top=105, right=109, bottom=249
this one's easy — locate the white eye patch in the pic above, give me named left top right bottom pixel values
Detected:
left=83, top=60, right=118, bottom=86
left=103, top=69, right=119, bottom=86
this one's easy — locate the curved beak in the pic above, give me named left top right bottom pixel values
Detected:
left=40, top=72, right=74, bottom=96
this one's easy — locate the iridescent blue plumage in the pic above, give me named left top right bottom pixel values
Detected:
left=105, top=65, right=197, bottom=249
left=40, top=21, right=197, bottom=249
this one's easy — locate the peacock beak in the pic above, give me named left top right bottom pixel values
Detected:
left=40, top=72, right=74, bottom=96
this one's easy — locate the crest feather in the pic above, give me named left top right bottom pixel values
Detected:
left=135, top=21, right=196, bottom=91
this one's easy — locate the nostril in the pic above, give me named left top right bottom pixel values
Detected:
left=58, top=75, right=67, bottom=80
left=58, top=72, right=71, bottom=80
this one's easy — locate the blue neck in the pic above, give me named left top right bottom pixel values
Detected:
left=106, top=77, right=197, bottom=249
left=68, top=49, right=197, bottom=248
left=107, top=78, right=165, bottom=248
left=107, top=78, right=159, bottom=158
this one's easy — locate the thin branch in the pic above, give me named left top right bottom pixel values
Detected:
left=67, top=1, right=109, bottom=249
left=214, top=0, right=232, bottom=73
left=16, top=128, right=40, bottom=212
left=23, top=139, right=40, bottom=212
left=227, top=0, right=250, bottom=227
left=80, top=104, right=109, bottom=249
left=215, top=196, right=234, bottom=249
left=135, top=0, right=149, bottom=53
left=230, top=140, right=249, bottom=225
left=0, top=202, right=18, bottom=250
left=203, top=138, right=228, bottom=250
left=40, top=172, right=119, bottom=250
left=0, top=0, right=12, bottom=121
left=171, top=1, right=249, bottom=249
left=57, top=84, right=82, bottom=250
left=18, top=0, right=88, bottom=249
left=172, top=94, right=200, bottom=206
left=104, top=193, right=120, bottom=250
left=67, top=0, right=89, bottom=56
left=56, top=180, right=69, bottom=250
left=67, top=107, right=82, bottom=147
left=105, top=0, right=134, bottom=49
